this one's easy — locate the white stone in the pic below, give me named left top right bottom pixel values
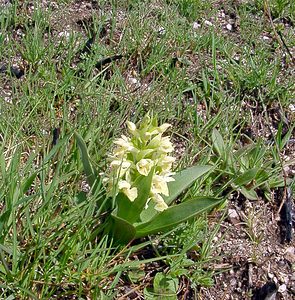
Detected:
left=228, top=208, right=238, bottom=219
left=226, top=24, right=233, bottom=31
left=193, top=22, right=201, bottom=29
left=158, top=27, right=165, bottom=35
left=129, top=77, right=138, bottom=85
left=204, top=20, right=213, bottom=26
left=278, top=284, right=287, bottom=293
left=58, top=31, right=70, bottom=38
left=268, top=273, right=274, bottom=279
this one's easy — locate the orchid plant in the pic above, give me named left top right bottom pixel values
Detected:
left=75, top=113, right=222, bottom=244
left=104, top=114, right=175, bottom=212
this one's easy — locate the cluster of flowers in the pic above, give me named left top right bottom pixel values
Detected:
left=104, top=114, right=175, bottom=211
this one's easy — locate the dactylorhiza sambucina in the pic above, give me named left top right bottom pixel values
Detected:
left=103, top=114, right=176, bottom=212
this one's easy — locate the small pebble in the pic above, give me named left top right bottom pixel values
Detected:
left=158, top=27, right=165, bottom=35
left=268, top=273, right=274, bottom=279
left=128, top=77, right=138, bottom=85
left=193, top=22, right=201, bottom=29
left=278, top=284, right=287, bottom=293
left=289, top=104, right=295, bottom=112
left=58, top=31, right=70, bottom=38
left=228, top=208, right=238, bottom=219
left=226, top=24, right=233, bottom=31
left=204, top=20, right=213, bottom=26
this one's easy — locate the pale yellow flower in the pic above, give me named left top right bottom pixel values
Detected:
left=113, top=135, right=132, bottom=148
left=159, top=136, right=174, bottom=153
left=126, top=121, right=137, bottom=132
left=151, top=175, right=169, bottom=196
left=105, top=113, right=175, bottom=212
left=152, top=193, right=168, bottom=212
left=113, top=135, right=134, bottom=157
left=126, top=187, right=138, bottom=202
left=162, top=173, right=175, bottom=182
left=118, top=180, right=138, bottom=202
left=158, top=123, right=171, bottom=133
left=158, top=156, right=176, bottom=172
left=136, top=159, right=153, bottom=176
left=110, top=160, right=131, bottom=177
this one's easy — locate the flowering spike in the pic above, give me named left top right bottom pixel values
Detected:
left=104, top=113, right=175, bottom=211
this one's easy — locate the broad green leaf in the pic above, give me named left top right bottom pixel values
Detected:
left=212, top=128, right=225, bottom=158
left=110, top=212, right=136, bottom=244
left=135, top=197, right=222, bottom=237
left=116, top=170, right=154, bottom=223
left=75, top=132, right=108, bottom=212
left=240, top=186, right=258, bottom=200
left=144, top=288, right=158, bottom=300
left=144, top=272, right=178, bottom=300
left=165, top=166, right=213, bottom=204
left=233, top=168, right=259, bottom=186
left=153, top=273, right=178, bottom=295
left=139, top=165, right=212, bottom=223
left=145, top=272, right=178, bottom=300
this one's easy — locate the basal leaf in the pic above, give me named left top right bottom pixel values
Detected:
left=135, top=197, right=222, bottom=237
left=116, top=170, right=154, bottom=223
left=212, top=128, right=225, bottom=158
left=165, top=165, right=213, bottom=205
left=239, top=186, right=258, bottom=200
left=110, top=212, right=136, bottom=244
left=234, top=168, right=259, bottom=186
left=139, top=165, right=212, bottom=224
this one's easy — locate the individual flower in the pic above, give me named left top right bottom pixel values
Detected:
left=158, top=156, right=176, bottom=172
left=136, top=159, right=154, bottom=176
left=152, top=193, right=168, bottom=212
left=158, top=136, right=174, bottom=153
left=113, top=135, right=134, bottom=157
left=126, top=121, right=137, bottom=133
left=158, top=123, right=171, bottom=133
left=110, top=160, right=132, bottom=177
left=118, top=180, right=138, bottom=202
left=151, top=174, right=170, bottom=196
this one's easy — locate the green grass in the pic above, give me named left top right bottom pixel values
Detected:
left=0, top=0, right=294, bottom=298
